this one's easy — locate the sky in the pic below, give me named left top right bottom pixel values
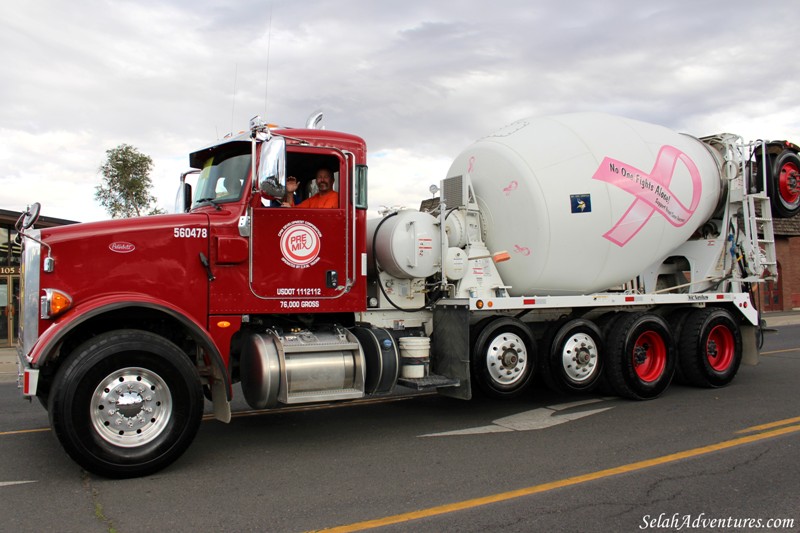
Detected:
left=2, top=0, right=799, bottom=222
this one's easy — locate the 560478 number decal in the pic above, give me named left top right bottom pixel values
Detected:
left=174, top=227, right=208, bottom=238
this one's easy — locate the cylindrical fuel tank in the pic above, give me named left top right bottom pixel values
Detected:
left=446, top=113, right=724, bottom=295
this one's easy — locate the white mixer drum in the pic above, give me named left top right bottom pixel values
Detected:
left=447, top=113, right=723, bottom=295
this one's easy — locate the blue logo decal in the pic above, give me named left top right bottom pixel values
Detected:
left=570, top=194, right=591, bottom=213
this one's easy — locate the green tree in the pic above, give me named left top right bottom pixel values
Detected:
left=95, top=144, right=165, bottom=218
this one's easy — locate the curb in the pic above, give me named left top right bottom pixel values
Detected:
left=0, top=349, right=17, bottom=384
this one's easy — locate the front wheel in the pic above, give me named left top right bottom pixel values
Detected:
left=49, top=330, right=204, bottom=478
left=471, top=317, right=536, bottom=399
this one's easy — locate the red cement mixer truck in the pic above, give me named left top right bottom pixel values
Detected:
left=15, top=112, right=800, bottom=477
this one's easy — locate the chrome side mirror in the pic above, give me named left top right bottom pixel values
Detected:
left=257, top=136, right=287, bottom=198
left=17, top=202, right=41, bottom=230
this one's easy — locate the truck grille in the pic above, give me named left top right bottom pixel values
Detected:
left=19, top=233, right=41, bottom=357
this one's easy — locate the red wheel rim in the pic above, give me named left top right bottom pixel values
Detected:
left=778, top=160, right=800, bottom=205
left=632, top=331, right=666, bottom=383
left=706, top=324, right=734, bottom=372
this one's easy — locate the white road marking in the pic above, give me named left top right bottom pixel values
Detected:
left=0, top=481, right=37, bottom=488
left=423, top=424, right=514, bottom=437
left=548, top=397, right=615, bottom=411
left=420, top=398, right=615, bottom=437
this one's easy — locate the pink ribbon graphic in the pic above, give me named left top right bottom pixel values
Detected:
left=513, top=244, right=531, bottom=256
left=592, top=145, right=702, bottom=247
left=503, top=180, right=518, bottom=196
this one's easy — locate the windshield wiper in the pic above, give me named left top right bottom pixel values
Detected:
left=195, top=198, right=222, bottom=210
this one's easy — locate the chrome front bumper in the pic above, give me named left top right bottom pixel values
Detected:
left=16, top=343, right=38, bottom=396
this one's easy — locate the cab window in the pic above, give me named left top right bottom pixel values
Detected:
left=281, top=153, right=341, bottom=208
left=192, top=152, right=250, bottom=208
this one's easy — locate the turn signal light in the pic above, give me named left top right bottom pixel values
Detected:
left=41, top=289, right=73, bottom=319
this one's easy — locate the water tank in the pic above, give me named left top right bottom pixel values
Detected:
left=446, top=113, right=724, bottom=295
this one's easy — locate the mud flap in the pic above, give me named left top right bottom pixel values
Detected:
left=741, top=323, right=760, bottom=366
left=432, top=299, right=471, bottom=400
left=211, top=367, right=232, bottom=423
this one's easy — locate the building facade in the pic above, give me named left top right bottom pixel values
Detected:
left=757, top=216, right=800, bottom=312
left=0, top=209, right=77, bottom=347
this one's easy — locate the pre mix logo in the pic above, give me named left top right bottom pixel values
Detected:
left=279, top=220, right=322, bottom=268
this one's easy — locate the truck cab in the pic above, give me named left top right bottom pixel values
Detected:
left=184, top=118, right=369, bottom=318
left=15, top=117, right=374, bottom=478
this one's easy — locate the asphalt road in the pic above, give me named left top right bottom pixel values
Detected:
left=1, top=326, right=799, bottom=533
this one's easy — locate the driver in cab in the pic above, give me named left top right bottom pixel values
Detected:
left=282, top=168, right=338, bottom=208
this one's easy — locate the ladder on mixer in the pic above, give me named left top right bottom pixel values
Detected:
left=740, top=141, right=778, bottom=282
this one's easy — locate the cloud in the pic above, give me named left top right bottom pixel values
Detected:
left=367, top=148, right=452, bottom=215
left=2, top=0, right=798, bottom=221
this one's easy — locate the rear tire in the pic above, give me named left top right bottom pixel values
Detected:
left=768, top=150, right=800, bottom=218
left=49, top=330, right=204, bottom=478
left=542, top=318, right=603, bottom=393
left=677, top=308, right=742, bottom=388
left=605, top=313, right=676, bottom=400
left=471, top=317, right=535, bottom=399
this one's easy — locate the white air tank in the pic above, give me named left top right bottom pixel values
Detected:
left=367, top=210, right=441, bottom=279
left=446, top=113, right=724, bottom=295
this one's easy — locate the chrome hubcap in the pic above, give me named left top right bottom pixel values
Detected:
left=91, top=367, right=172, bottom=447
left=486, top=332, right=528, bottom=386
left=561, top=333, right=599, bottom=383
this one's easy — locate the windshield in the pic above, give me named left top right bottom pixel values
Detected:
left=192, top=151, right=250, bottom=208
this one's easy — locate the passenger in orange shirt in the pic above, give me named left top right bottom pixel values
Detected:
left=282, top=168, right=339, bottom=208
